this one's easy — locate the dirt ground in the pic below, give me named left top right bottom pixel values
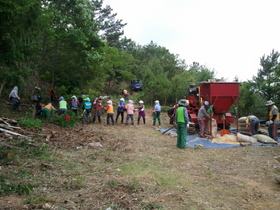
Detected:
left=1, top=109, right=280, bottom=210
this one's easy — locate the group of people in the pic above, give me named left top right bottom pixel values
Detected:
left=41, top=95, right=157, bottom=126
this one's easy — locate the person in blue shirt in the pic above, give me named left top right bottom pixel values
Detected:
left=82, top=97, right=92, bottom=123
left=115, top=98, right=126, bottom=123
left=153, top=100, right=161, bottom=126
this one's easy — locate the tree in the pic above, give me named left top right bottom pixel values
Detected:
left=188, top=62, right=216, bottom=82
left=92, top=0, right=131, bottom=49
left=251, top=49, right=280, bottom=102
left=0, top=0, right=42, bottom=95
left=39, top=0, right=104, bottom=94
left=100, top=46, right=136, bottom=94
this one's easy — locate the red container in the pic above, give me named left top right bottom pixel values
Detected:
left=200, top=82, right=239, bottom=114
left=200, top=82, right=239, bottom=129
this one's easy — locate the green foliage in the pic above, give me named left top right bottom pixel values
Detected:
left=19, top=117, right=42, bottom=130
left=238, top=82, right=267, bottom=118
left=188, top=62, right=216, bottom=82
left=127, top=180, right=142, bottom=192
left=0, top=179, right=33, bottom=196
left=251, top=49, right=280, bottom=103
left=107, top=179, right=121, bottom=187
left=50, top=111, right=78, bottom=127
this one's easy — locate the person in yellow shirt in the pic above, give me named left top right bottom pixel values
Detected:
left=41, top=103, right=57, bottom=119
left=123, top=89, right=128, bottom=100
left=266, top=100, right=280, bottom=141
left=104, top=100, right=114, bottom=125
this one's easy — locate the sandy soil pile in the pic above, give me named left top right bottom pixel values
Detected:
left=212, top=133, right=239, bottom=144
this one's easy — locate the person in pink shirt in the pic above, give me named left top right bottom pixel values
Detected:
left=125, top=100, right=135, bottom=125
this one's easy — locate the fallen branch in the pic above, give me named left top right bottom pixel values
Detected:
left=0, top=123, right=21, bottom=130
left=0, top=128, right=32, bottom=141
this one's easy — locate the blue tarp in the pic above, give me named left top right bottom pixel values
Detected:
left=160, top=128, right=278, bottom=149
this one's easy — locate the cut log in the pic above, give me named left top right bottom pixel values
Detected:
left=0, top=128, right=32, bottom=141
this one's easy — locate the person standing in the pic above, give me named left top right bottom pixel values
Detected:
left=137, top=100, right=146, bottom=125
left=104, top=100, right=114, bottom=125
left=70, top=95, right=79, bottom=116
left=125, top=100, right=135, bottom=125
left=49, top=89, right=57, bottom=103
left=58, top=96, right=68, bottom=115
left=82, top=97, right=92, bottom=123
left=123, top=89, right=128, bottom=100
left=197, top=101, right=211, bottom=138
left=153, top=100, right=161, bottom=126
left=93, top=97, right=103, bottom=123
left=266, top=100, right=280, bottom=141
left=167, top=103, right=179, bottom=125
left=115, top=98, right=126, bottom=123
left=175, top=99, right=189, bottom=148
left=9, top=86, right=20, bottom=110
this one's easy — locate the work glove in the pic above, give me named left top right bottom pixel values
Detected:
left=187, top=123, right=189, bottom=128
left=266, top=120, right=273, bottom=125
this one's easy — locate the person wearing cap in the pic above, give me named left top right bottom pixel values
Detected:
left=265, top=100, right=280, bottom=141
left=41, top=103, right=57, bottom=119
left=136, top=100, right=146, bottom=125
left=197, top=101, right=211, bottom=138
left=153, top=100, right=161, bottom=126
left=125, top=100, right=135, bottom=125
left=93, top=97, right=103, bottom=123
left=115, top=98, right=126, bottom=123
left=82, top=97, right=92, bottom=123
left=104, top=100, right=114, bottom=125
left=58, top=96, right=68, bottom=115
left=175, top=99, right=189, bottom=148
left=9, top=86, right=21, bottom=110
left=70, top=95, right=79, bottom=116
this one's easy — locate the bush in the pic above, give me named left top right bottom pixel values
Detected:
left=0, top=179, right=33, bottom=196
left=19, top=117, right=42, bottom=130
left=50, top=111, right=78, bottom=127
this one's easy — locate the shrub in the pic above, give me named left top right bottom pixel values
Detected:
left=50, top=111, right=78, bottom=127
left=19, top=117, right=42, bottom=130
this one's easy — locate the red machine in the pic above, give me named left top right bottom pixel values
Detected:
left=187, top=82, right=240, bottom=129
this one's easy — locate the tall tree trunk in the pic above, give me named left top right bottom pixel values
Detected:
left=0, top=81, right=5, bottom=97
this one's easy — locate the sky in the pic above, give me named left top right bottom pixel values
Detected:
left=103, top=0, right=280, bottom=82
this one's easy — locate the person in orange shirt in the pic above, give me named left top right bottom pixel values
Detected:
left=104, top=100, right=114, bottom=125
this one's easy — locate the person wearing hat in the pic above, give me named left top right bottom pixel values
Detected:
left=153, top=100, right=161, bottom=126
left=70, top=95, right=79, bottom=116
left=58, top=96, right=68, bottom=115
left=197, top=101, right=211, bottom=138
left=9, top=86, right=21, bottom=110
left=175, top=99, right=189, bottom=148
left=104, top=100, right=114, bottom=125
left=93, top=97, right=103, bottom=123
left=115, top=98, right=126, bottom=124
left=266, top=100, right=280, bottom=141
left=125, top=100, right=135, bottom=125
left=82, top=97, right=92, bottom=123
left=136, top=100, right=146, bottom=125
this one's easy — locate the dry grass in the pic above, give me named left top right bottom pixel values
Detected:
left=1, top=110, right=280, bottom=210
